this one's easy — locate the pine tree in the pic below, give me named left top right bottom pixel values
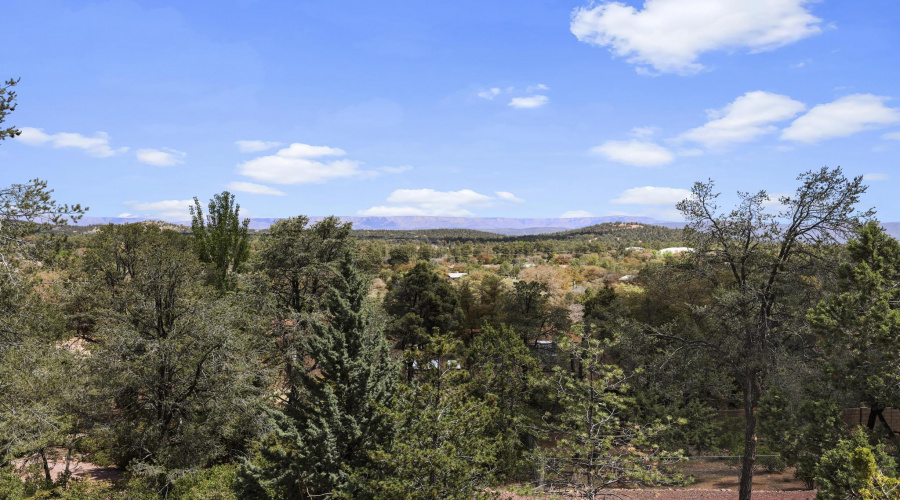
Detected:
left=242, top=253, right=398, bottom=499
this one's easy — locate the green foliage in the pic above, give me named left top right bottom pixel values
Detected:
left=190, top=191, right=250, bottom=289
left=170, top=465, right=238, bottom=500
left=351, top=333, right=503, bottom=500
left=0, top=78, right=20, bottom=142
left=758, top=388, right=847, bottom=488
left=809, top=221, right=900, bottom=425
left=465, top=325, right=541, bottom=479
left=384, top=262, right=461, bottom=351
left=815, top=429, right=898, bottom=499
left=257, top=215, right=354, bottom=314
left=534, top=329, right=683, bottom=497
left=388, top=245, right=414, bottom=266
left=0, top=467, right=24, bottom=500
left=243, top=254, right=398, bottom=499
left=85, top=224, right=268, bottom=473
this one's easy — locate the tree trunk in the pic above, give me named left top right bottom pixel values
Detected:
left=40, top=447, right=52, bottom=484
left=738, top=373, right=760, bottom=500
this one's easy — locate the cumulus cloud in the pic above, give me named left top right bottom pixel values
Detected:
left=679, top=91, right=806, bottom=148
left=571, top=0, right=822, bottom=74
left=561, top=210, right=593, bottom=218
left=478, top=87, right=501, bottom=100
left=610, top=186, right=692, bottom=205
left=16, top=127, right=128, bottom=157
left=227, top=181, right=287, bottom=196
left=495, top=191, right=525, bottom=203
left=863, top=173, right=889, bottom=181
left=123, top=199, right=194, bottom=221
left=782, top=94, right=900, bottom=143
left=238, top=143, right=372, bottom=185
left=591, top=140, right=674, bottom=167
left=236, top=140, right=282, bottom=153
left=509, top=95, right=549, bottom=109
left=136, top=148, right=187, bottom=166
left=359, top=188, right=520, bottom=217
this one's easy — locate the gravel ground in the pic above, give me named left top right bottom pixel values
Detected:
left=498, top=489, right=816, bottom=499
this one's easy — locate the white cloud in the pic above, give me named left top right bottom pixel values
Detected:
left=495, top=191, right=525, bottom=203
left=591, top=140, right=674, bottom=167
left=630, top=126, right=658, bottom=138
left=782, top=94, right=900, bottom=143
left=509, top=95, right=549, bottom=109
left=679, top=91, right=806, bottom=148
left=227, top=181, right=287, bottom=196
left=881, top=131, right=900, bottom=141
left=570, top=0, right=822, bottom=75
left=124, top=199, right=194, bottom=221
left=117, top=213, right=134, bottom=218
left=478, top=87, right=501, bottom=100
left=561, top=210, right=593, bottom=218
left=136, top=148, right=187, bottom=166
left=238, top=142, right=371, bottom=185
left=16, top=127, right=127, bottom=157
left=526, top=83, right=550, bottom=92
left=380, top=165, right=413, bottom=174
left=611, top=186, right=692, bottom=205
left=358, top=188, right=498, bottom=217
left=236, top=140, right=282, bottom=153
left=863, top=173, right=889, bottom=181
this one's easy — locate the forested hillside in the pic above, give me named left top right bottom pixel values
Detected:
left=3, top=166, right=900, bottom=500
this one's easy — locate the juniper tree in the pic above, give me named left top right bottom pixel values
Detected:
left=808, top=221, right=900, bottom=433
left=242, top=253, right=398, bottom=499
left=353, top=331, right=503, bottom=500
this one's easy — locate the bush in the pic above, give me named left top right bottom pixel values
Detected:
left=0, top=467, right=25, bottom=500
left=170, top=465, right=238, bottom=500
left=815, top=429, right=898, bottom=499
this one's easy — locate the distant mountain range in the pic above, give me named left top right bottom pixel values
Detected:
left=71, top=216, right=900, bottom=238
left=72, top=215, right=686, bottom=235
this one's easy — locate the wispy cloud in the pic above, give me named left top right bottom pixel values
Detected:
left=136, top=148, right=187, bottom=166
left=359, top=188, right=523, bottom=217
left=123, top=199, right=194, bottom=221
left=591, top=140, right=674, bottom=167
left=16, top=127, right=128, bottom=157
left=227, top=181, right=287, bottom=196
left=236, top=140, right=283, bottom=153
left=610, top=186, right=692, bottom=205
left=508, top=95, right=549, bottom=109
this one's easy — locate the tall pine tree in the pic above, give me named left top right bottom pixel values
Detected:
left=241, top=252, right=398, bottom=499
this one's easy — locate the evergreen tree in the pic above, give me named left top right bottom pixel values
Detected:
left=808, top=221, right=900, bottom=433
left=352, top=332, right=503, bottom=500
left=0, top=78, right=20, bottom=141
left=242, top=253, right=398, bottom=499
left=534, top=328, right=683, bottom=499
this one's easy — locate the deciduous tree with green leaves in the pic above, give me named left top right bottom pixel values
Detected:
left=190, top=191, right=250, bottom=289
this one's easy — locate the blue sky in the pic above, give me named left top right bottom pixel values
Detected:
left=3, top=0, right=900, bottom=221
